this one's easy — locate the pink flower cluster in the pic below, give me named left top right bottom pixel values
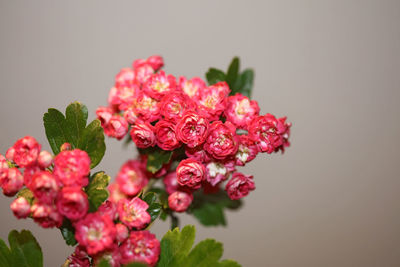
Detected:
left=98, top=55, right=291, bottom=211
left=1, top=137, right=160, bottom=266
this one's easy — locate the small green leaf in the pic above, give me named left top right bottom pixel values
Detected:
left=142, top=147, right=173, bottom=174
left=233, top=69, right=254, bottom=98
left=60, top=219, right=77, bottom=246
left=158, top=225, right=196, bottom=267
left=192, top=203, right=226, bottom=226
left=86, top=171, right=110, bottom=211
left=8, top=230, right=43, bottom=267
left=142, top=192, right=162, bottom=222
left=218, top=259, right=242, bottom=267
left=97, top=259, right=111, bottom=267
left=0, top=238, right=12, bottom=267
left=185, top=239, right=223, bottom=267
left=43, top=102, right=106, bottom=168
left=206, top=68, right=226, bottom=85
left=17, top=188, right=34, bottom=205
left=78, top=119, right=105, bottom=168
left=226, top=57, right=240, bottom=89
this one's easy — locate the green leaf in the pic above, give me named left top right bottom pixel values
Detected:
left=206, top=68, right=226, bottom=85
left=0, top=238, right=12, bottom=267
left=78, top=119, right=105, bottom=168
left=189, top=190, right=242, bottom=227
left=142, top=147, right=173, bottom=174
left=97, top=260, right=111, bottom=267
left=43, top=102, right=105, bottom=168
left=218, top=259, right=242, bottom=267
left=17, top=188, right=34, bottom=205
left=59, top=219, right=77, bottom=246
left=226, top=57, right=240, bottom=89
left=123, top=263, right=149, bottom=267
left=233, top=69, right=254, bottom=98
left=185, top=239, right=223, bottom=267
left=86, top=171, right=110, bottom=211
left=142, top=192, right=162, bottom=222
left=7, top=230, right=43, bottom=267
left=158, top=225, right=196, bottom=267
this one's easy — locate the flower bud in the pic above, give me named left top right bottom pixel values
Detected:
left=2, top=168, right=24, bottom=196
left=10, top=197, right=31, bottom=219
left=168, top=191, right=193, bottom=212
left=38, top=150, right=53, bottom=168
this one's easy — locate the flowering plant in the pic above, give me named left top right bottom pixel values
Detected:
left=0, top=56, right=291, bottom=267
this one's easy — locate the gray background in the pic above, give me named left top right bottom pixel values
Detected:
left=1, top=1, right=400, bottom=266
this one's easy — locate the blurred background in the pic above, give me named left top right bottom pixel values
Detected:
left=1, top=1, right=400, bottom=266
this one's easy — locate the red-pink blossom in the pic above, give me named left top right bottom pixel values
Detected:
left=0, top=154, right=9, bottom=186
left=123, top=107, right=138, bottom=124
left=115, top=223, right=129, bottom=243
left=10, top=197, right=31, bottom=219
left=176, top=158, right=205, bottom=189
left=11, top=136, right=41, bottom=167
left=5, top=147, right=15, bottom=161
left=23, top=165, right=41, bottom=188
left=168, top=191, right=193, bottom=212
left=235, top=135, right=258, bottom=166
left=130, top=120, right=156, bottom=149
left=134, top=64, right=154, bottom=84
left=93, top=244, right=121, bottom=267
left=74, top=213, right=116, bottom=255
left=53, top=149, right=90, bottom=187
left=179, top=76, right=206, bottom=99
left=56, top=187, right=89, bottom=221
left=2, top=168, right=24, bottom=196
left=195, top=82, right=230, bottom=121
left=134, top=92, right=161, bottom=122
left=116, top=160, right=148, bottom=197
left=163, top=171, right=179, bottom=195
left=204, top=121, right=239, bottom=160
left=31, top=202, right=63, bottom=228
left=98, top=200, right=118, bottom=221
left=37, top=150, right=53, bottom=169
left=224, top=93, right=260, bottom=129
left=108, top=184, right=127, bottom=204
left=108, top=85, right=139, bottom=111
left=185, top=146, right=211, bottom=163
left=225, top=172, right=255, bottom=200
left=96, top=106, right=114, bottom=126
left=104, top=115, right=129, bottom=140
left=30, top=171, right=58, bottom=204
left=159, top=91, right=195, bottom=122
left=143, top=71, right=176, bottom=100
left=176, top=111, right=209, bottom=148
left=67, top=246, right=91, bottom=267
left=146, top=55, right=164, bottom=71
left=205, top=161, right=234, bottom=186
left=117, top=197, right=151, bottom=229
left=248, top=114, right=291, bottom=153
left=115, top=68, right=136, bottom=88
left=154, top=120, right=181, bottom=151
left=119, top=231, right=160, bottom=266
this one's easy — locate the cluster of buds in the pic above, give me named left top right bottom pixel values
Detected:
left=98, top=55, right=291, bottom=213
left=1, top=137, right=160, bottom=266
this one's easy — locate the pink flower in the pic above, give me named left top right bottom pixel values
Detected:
left=10, top=197, right=31, bottom=219
left=119, top=231, right=160, bottom=266
left=160, top=91, right=195, bottom=122
left=130, top=120, right=156, bottom=149
left=115, top=68, right=136, bottom=88
left=37, top=150, right=53, bottom=169
left=0, top=154, right=9, bottom=186
left=205, top=161, right=234, bottom=186
left=116, top=160, right=148, bottom=197
left=75, top=213, right=116, bottom=255
left=275, top=116, right=291, bottom=153
left=104, top=115, right=129, bottom=140
left=98, top=200, right=118, bottom=221
left=93, top=244, right=121, bottom=267
left=96, top=106, right=114, bottom=126
left=168, top=191, right=193, bottom=212
left=23, top=165, right=41, bottom=188
left=163, top=171, right=179, bottom=195
left=155, top=120, right=181, bottom=151
left=134, top=64, right=154, bottom=84
left=53, top=149, right=90, bottom=187
left=234, top=135, right=258, bottom=166
left=185, top=146, right=211, bottom=163
left=5, top=147, right=15, bottom=161
left=179, top=76, right=206, bottom=99
left=67, top=246, right=91, bottom=267
left=31, top=202, right=63, bottom=228
left=176, top=111, right=209, bottom=148
left=146, top=55, right=164, bottom=71
left=56, top=187, right=89, bottom=221
left=225, top=172, right=255, bottom=200
left=2, top=168, right=24, bottom=196
left=176, top=158, right=205, bottom=189
left=224, top=93, right=260, bottom=129
left=195, top=82, right=230, bottom=121
left=11, top=136, right=41, bottom=167
left=108, top=85, right=138, bottom=111
left=117, top=197, right=151, bottom=229
left=115, top=223, right=129, bottom=243
left=30, top=171, right=58, bottom=204
left=108, top=184, right=127, bottom=204
left=123, top=107, right=138, bottom=125
left=143, top=71, right=176, bottom=100
left=248, top=114, right=291, bottom=153
left=134, top=92, right=161, bottom=122
left=204, top=121, right=239, bottom=160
